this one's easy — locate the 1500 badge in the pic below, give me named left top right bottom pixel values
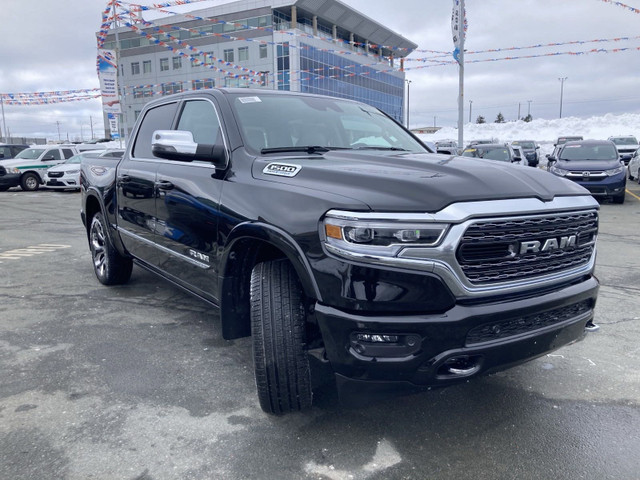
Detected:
left=263, top=163, right=301, bottom=177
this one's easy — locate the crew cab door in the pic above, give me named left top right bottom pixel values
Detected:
left=117, top=100, right=179, bottom=264
left=154, top=97, right=226, bottom=301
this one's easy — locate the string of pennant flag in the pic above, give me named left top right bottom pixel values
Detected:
left=4, top=0, right=639, bottom=106
left=597, top=0, right=640, bottom=14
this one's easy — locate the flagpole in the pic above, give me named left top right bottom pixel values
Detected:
left=457, top=0, right=465, bottom=151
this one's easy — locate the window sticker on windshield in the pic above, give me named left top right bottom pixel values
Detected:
left=263, top=163, right=301, bottom=177
left=238, top=96, right=262, bottom=104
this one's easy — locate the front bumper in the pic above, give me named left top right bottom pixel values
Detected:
left=571, top=175, right=626, bottom=198
left=315, top=276, right=598, bottom=392
left=44, top=175, right=80, bottom=190
left=0, top=173, right=21, bottom=188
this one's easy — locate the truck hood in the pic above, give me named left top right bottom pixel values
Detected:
left=252, top=151, right=589, bottom=212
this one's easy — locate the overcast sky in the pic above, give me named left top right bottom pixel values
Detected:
left=1, top=0, right=639, bottom=140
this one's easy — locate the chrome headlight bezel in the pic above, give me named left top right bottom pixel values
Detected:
left=604, top=166, right=624, bottom=176
left=549, top=165, right=569, bottom=176
left=321, top=211, right=450, bottom=259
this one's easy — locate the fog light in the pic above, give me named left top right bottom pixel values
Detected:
left=356, top=333, right=399, bottom=343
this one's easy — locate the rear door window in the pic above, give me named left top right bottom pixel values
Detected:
left=132, top=102, right=179, bottom=159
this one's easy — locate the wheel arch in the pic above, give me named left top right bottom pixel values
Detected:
left=218, top=222, right=321, bottom=340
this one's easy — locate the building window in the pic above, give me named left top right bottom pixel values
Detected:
left=173, top=56, right=182, bottom=69
left=224, top=77, right=250, bottom=88
left=133, top=86, right=154, bottom=98
left=192, top=79, right=215, bottom=90
left=259, top=44, right=268, bottom=59
left=204, top=51, right=214, bottom=66
left=131, top=62, right=140, bottom=75
left=162, top=82, right=183, bottom=96
left=238, top=46, right=249, bottom=62
left=224, top=49, right=234, bottom=63
left=134, top=110, right=141, bottom=120
left=143, top=60, right=152, bottom=74
left=277, top=42, right=290, bottom=91
left=160, top=58, right=169, bottom=71
left=192, top=52, right=204, bottom=67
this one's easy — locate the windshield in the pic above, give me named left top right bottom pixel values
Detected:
left=230, top=94, right=428, bottom=154
left=462, top=146, right=512, bottom=162
left=559, top=143, right=618, bottom=161
left=15, top=148, right=45, bottom=159
left=513, top=141, right=535, bottom=149
left=610, top=137, right=638, bottom=146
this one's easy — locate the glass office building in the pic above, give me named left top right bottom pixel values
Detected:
left=100, top=0, right=416, bottom=137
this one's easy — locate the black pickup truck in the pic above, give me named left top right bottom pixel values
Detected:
left=81, top=89, right=600, bottom=414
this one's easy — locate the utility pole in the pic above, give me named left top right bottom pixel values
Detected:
left=0, top=96, right=7, bottom=141
left=518, top=102, right=521, bottom=120
left=468, top=100, right=472, bottom=123
left=527, top=100, right=532, bottom=117
left=405, top=79, right=412, bottom=128
left=56, top=121, right=61, bottom=142
left=90, top=115, right=95, bottom=139
left=558, top=77, right=568, bottom=118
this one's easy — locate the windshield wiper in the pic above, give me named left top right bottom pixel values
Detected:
left=354, top=146, right=408, bottom=151
left=261, top=146, right=336, bottom=155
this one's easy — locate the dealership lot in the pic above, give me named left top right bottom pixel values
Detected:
left=1, top=184, right=639, bottom=480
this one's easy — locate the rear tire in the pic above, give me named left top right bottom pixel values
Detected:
left=21, top=173, right=40, bottom=191
left=250, top=259, right=312, bottom=415
left=89, top=212, right=133, bottom=285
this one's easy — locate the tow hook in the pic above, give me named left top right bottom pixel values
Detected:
left=585, top=320, right=600, bottom=332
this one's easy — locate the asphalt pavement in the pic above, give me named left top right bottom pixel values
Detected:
left=1, top=182, right=639, bottom=480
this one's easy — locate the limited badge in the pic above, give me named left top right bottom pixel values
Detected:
left=263, top=163, right=302, bottom=177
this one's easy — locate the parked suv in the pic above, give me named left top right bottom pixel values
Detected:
left=0, top=146, right=77, bottom=191
left=548, top=139, right=626, bottom=204
left=461, top=143, right=523, bottom=164
left=511, top=140, right=540, bottom=167
left=0, top=143, right=29, bottom=160
left=607, top=135, right=639, bottom=165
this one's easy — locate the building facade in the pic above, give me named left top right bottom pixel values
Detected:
left=100, top=0, right=416, bottom=139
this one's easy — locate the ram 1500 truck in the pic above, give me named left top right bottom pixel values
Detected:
left=80, top=89, right=600, bottom=415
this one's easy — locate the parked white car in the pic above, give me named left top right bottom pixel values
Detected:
left=44, top=151, right=102, bottom=190
left=608, top=135, right=639, bottom=165
left=0, top=145, right=77, bottom=191
left=628, top=148, right=640, bottom=183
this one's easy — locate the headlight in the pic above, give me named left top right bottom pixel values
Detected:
left=549, top=165, right=569, bottom=176
left=6, top=167, right=20, bottom=174
left=604, top=166, right=624, bottom=176
left=322, top=211, right=449, bottom=259
left=66, top=169, right=80, bottom=174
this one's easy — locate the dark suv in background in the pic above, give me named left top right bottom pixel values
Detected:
left=511, top=140, right=540, bottom=167
left=548, top=139, right=626, bottom=204
left=0, top=144, right=29, bottom=160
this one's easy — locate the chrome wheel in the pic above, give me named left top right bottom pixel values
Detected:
left=90, top=216, right=107, bottom=277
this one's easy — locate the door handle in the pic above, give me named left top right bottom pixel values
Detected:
left=155, top=180, right=174, bottom=190
left=118, top=174, right=131, bottom=183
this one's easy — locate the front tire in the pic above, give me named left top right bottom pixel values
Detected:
left=89, top=212, right=133, bottom=285
left=21, top=173, right=40, bottom=191
left=250, top=259, right=312, bottom=415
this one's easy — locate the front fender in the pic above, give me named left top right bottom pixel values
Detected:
left=222, top=221, right=322, bottom=302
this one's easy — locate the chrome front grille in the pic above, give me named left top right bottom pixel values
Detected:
left=457, top=210, right=598, bottom=285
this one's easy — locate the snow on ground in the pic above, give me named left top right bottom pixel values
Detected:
left=417, top=112, right=640, bottom=157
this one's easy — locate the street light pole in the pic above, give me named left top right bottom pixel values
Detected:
left=405, top=79, right=411, bottom=128
left=558, top=77, right=568, bottom=118
left=527, top=100, right=532, bottom=117
left=468, top=100, right=472, bottom=123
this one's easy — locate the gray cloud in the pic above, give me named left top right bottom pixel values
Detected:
left=1, top=0, right=638, bottom=139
